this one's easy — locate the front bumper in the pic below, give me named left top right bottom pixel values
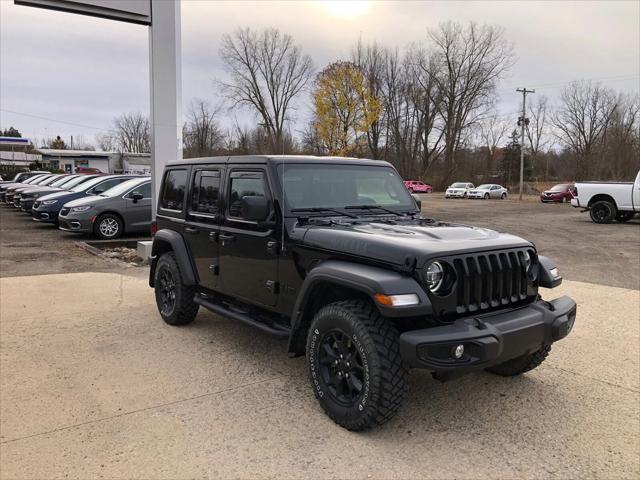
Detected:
left=58, top=214, right=93, bottom=233
left=399, top=296, right=576, bottom=372
left=446, top=191, right=466, bottom=198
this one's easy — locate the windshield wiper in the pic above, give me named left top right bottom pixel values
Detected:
left=291, top=207, right=358, bottom=219
left=344, top=204, right=412, bottom=216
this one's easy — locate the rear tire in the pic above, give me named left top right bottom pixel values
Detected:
left=616, top=211, right=635, bottom=223
left=486, top=345, right=551, bottom=376
left=590, top=200, right=616, bottom=224
left=501, top=193, right=507, bottom=199
left=154, top=252, right=199, bottom=326
left=94, top=213, right=123, bottom=239
left=306, top=300, right=407, bottom=431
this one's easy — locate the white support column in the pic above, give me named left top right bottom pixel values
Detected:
left=149, top=0, right=182, bottom=219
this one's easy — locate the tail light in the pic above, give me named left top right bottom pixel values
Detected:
left=151, top=221, right=157, bottom=236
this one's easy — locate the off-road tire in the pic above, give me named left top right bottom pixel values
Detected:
left=486, top=345, right=551, bottom=376
left=590, top=200, right=616, bottom=224
left=154, top=252, right=199, bottom=326
left=94, top=213, right=123, bottom=239
left=616, top=211, right=635, bottom=223
left=306, top=300, right=407, bottom=431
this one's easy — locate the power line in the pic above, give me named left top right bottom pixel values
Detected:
left=0, top=109, right=113, bottom=132
left=510, top=73, right=639, bottom=90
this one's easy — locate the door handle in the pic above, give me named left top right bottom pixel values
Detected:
left=209, top=231, right=218, bottom=242
left=219, top=233, right=235, bottom=245
left=185, top=227, right=199, bottom=234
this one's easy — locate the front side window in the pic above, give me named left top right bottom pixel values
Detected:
left=228, top=172, right=267, bottom=219
left=161, top=169, right=187, bottom=211
left=191, top=170, right=220, bottom=215
left=123, top=181, right=152, bottom=199
left=279, top=164, right=414, bottom=211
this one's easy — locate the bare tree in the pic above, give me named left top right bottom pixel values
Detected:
left=553, top=81, right=617, bottom=179
left=425, top=22, right=515, bottom=183
left=601, top=93, right=640, bottom=180
left=219, top=27, right=313, bottom=151
left=183, top=99, right=224, bottom=158
left=478, top=113, right=509, bottom=172
left=524, top=96, right=549, bottom=178
left=352, top=39, right=386, bottom=159
left=96, top=132, right=117, bottom=152
left=112, top=113, right=150, bottom=153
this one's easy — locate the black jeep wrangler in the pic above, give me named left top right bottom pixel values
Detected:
left=150, top=156, right=576, bottom=430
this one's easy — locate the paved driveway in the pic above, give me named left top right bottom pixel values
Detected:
left=1, top=272, right=638, bottom=479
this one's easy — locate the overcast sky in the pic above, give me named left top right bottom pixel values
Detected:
left=1, top=0, right=638, bottom=148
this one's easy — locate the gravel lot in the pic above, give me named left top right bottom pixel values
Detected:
left=0, top=196, right=639, bottom=479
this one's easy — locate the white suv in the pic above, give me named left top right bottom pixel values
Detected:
left=446, top=182, right=474, bottom=198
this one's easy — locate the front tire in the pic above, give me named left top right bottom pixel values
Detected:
left=306, top=300, right=407, bottom=431
left=590, top=200, right=616, bottom=224
left=486, top=345, right=551, bottom=376
left=94, top=213, right=123, bottom=239
left=154, top=252, right=199, bottom=326
left=484, top=193, right=489, bottom=200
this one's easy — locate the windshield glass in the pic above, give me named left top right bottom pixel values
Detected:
left=59, top=175, right=92, bottom=189
left=70, top=176, right=111, bottom=192
left=100, top=178, right=147, bottom=197
left=49, top=176, right=73, bottom=187
left=451, top=183, right=467, bottom=188
left=477, top=184, right=492, bottom=189
left=278, top=164, right=415, bottom=212
left=550, top=184, right=569, bottom=192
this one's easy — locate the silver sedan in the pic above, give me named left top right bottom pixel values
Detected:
left=467, top=184, right=508, bottom=199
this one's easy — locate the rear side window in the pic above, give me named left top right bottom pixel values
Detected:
left=190, top=170, right=220, bottom=215
left=161, top=169, right=187, bottom=211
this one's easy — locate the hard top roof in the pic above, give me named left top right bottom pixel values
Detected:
left=167, top=155, right=393, bottom=168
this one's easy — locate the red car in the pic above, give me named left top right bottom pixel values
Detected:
left=541, top=184, right=575, bottom=203
left=404, top=180, right=433, bottom=193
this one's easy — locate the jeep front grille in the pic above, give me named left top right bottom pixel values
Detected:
left=453, top=250, right=534, bottom=314
left=427, top=248, right=537, bottom=321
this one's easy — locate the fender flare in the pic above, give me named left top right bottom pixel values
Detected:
left=287, top=260, right=431, bottom=355
left=149, top=229, right=197, bottom=287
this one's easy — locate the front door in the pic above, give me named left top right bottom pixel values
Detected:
left=218, top=168, right=279, bottom=307
left=124, top=181, right=152, bottom=232
left=185, top=168, right=223, bottom=291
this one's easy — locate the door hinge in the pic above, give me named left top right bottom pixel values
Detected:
left=266, top=280, right=279, bottom=294
left=209, top=264, right=219, bottom=276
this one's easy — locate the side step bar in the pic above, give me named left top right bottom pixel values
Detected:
left=194, top=296, right=290, bottom=338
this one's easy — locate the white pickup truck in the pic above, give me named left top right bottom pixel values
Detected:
left=571, top=170, right=640, bottom=223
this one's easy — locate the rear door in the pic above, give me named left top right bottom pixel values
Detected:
left=184, top=167, right=223, bottom=291
left=217, top=167, right=279, bottom=307
left=124, top=181, right=152, bottom=232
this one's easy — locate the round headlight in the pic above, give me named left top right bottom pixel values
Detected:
left=425, top=261, right=445, bottom=292
left=522, top=251, right=532, bottom=272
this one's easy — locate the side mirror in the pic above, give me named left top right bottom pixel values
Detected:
left=131, top=192, right=144, bottom=203
left=241, top=195, right=269, bottom=221
left=411, top=193, right=422, bottom=210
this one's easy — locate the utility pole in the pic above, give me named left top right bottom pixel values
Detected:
left=516, top=88, right=534, bottom=200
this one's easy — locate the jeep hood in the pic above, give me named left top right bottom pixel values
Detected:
left=300, top=221, right=532, bottom=267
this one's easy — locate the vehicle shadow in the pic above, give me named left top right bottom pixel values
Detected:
left=186, top=309, right=574, bottom=446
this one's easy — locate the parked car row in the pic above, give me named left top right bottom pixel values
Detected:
left=0, top=171, right=152, bottom=239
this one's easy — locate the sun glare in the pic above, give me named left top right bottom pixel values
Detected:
left=316, top=1, right=371, bottom=19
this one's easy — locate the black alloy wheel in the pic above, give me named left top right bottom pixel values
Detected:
left=318, top=329, right=365, bottom=406
left=158, top=268, right=176, bottom=317
left=590, top=200, right=616, bottom=224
